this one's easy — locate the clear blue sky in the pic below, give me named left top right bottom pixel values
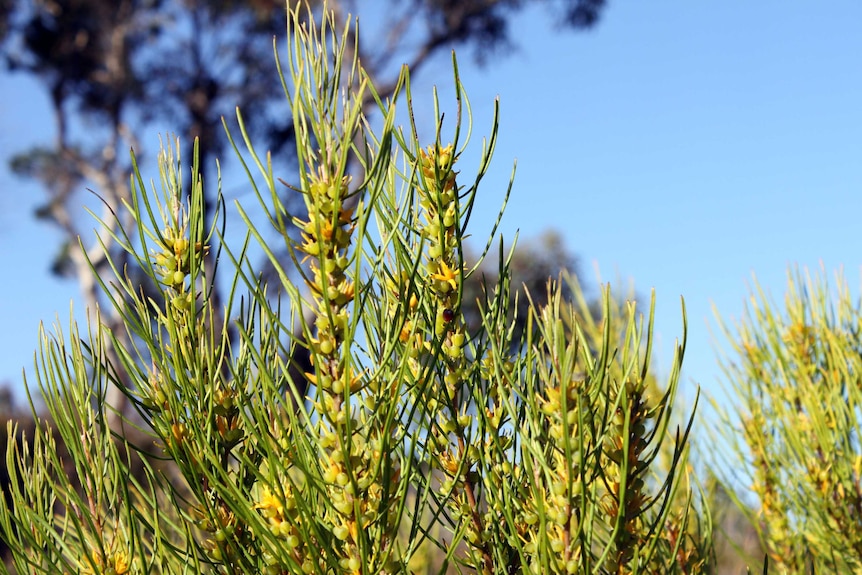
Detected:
left=1, top=1, right=861, bottom=416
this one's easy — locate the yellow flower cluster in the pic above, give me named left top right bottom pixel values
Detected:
left=252, top=452, right=331, bottom=573
left=152, top=223, right=208, bottom=311
left=508, top=376, right=590, bottom=574
left=414, top=143, right=496, bottom=571
left=742, top=410, right=794, bottom=568
left=416, top=144, right=467, bottom=382
left=600, top=379, right=652, bottom=573
left=297, top=167, right=355, bottom=300
left=295, top=164, right=359, bottom=408
left=253, top=484, right=306, bottom=557
left=192, top=502, right=242, bottom=563
left=267, top=157, right=402, bottom=574
left=78, top=545, right=133, bottom=575
left=381, top=145, right=466, bottom=406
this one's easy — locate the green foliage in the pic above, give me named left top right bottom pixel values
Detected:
left=0, top=5, right=708, bottom=574
left=715, top=268, right=862, bottom=573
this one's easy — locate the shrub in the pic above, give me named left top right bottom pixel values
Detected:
left=715, top=268, right=862, bottom=573
left=0, top=4, right=710, bottom=574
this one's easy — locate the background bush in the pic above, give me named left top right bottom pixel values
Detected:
left=715, top=268, right=862, bottom=573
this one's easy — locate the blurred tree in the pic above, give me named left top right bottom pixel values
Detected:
left=0, top=0, right=10, bottom=41
left=0, top=0, right=607, bottom=415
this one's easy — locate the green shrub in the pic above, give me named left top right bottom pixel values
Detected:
left=0, top=4, right=710, bottom=574
left=715, top=268, right=862, bottom=573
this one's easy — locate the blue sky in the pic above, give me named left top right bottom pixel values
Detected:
left=1, top=1, right=861, bottom=416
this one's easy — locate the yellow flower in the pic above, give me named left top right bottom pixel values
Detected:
left=255, top=486, right=285, bottom=521
left=399, top=320, right=413, bottom=342
left=318, top=219, right=335, bottom=241
left=420, top=144, right=455, bottom=176
left=79, top=548, right=132, bottom=575
left=112, top=551, right=131, bottom=575
left=338, top=280, right=355, bottom=304
left=432, top=260, right=459, bottom=291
